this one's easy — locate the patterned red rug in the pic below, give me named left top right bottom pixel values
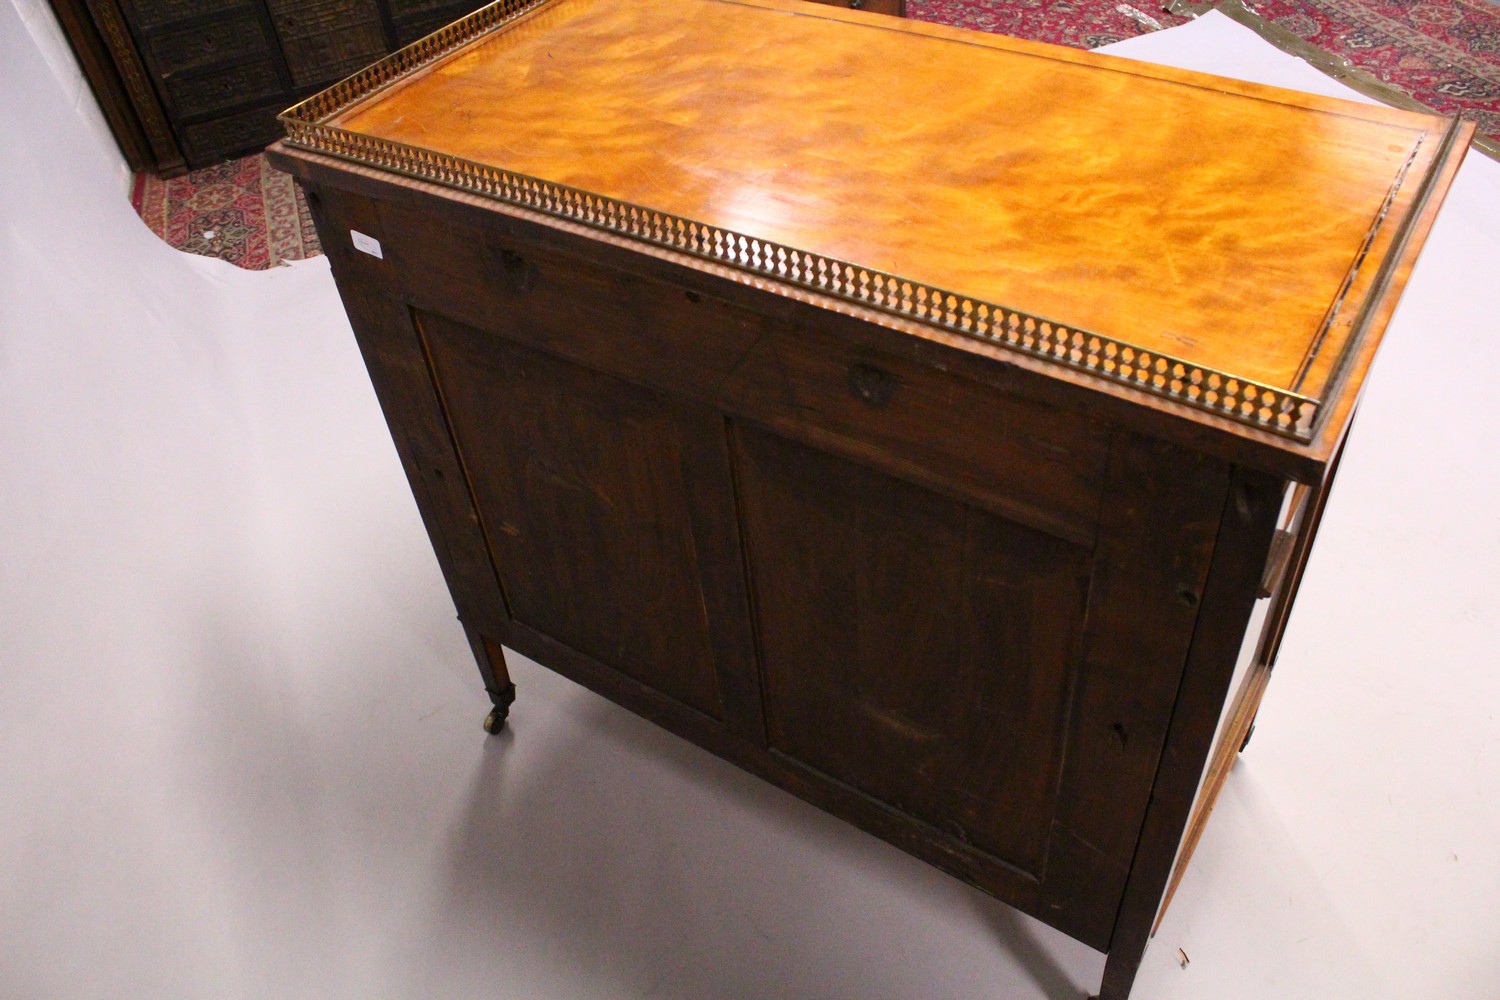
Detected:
left=912, top=0, right=1194, bottom=48
left=131, top=153, right=321, bottom=271
left=910, top=0, right=1500, bottom=148
left=1211, top=0, right=1500, bottom=142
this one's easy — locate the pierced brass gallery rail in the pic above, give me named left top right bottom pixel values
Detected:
left=283, top=0, right=1339, bottom=441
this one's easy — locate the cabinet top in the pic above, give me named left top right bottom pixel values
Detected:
left=280, top=0, right=1470, bottom=453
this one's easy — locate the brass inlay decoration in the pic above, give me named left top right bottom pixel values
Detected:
left=279, top=0, right=1449, bottom=443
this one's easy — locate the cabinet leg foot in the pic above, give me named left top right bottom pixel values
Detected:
left=483, top=681, right=518, bottom=735
left=463, top=620, right=516, bottom=736
left=1097, top=940, right=1145, bottom=1000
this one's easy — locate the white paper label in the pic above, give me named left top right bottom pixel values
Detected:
left=350, top=230, right=383, bottom=259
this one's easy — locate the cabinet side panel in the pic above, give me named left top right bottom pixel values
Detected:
left=302, top=183, right=509, bottom=637
left=1043, top=432, right=1230, bottom=945
left=419, top=312, right=730, bottom=721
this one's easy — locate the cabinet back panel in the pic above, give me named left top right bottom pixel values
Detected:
left=733, top=424, right=1088, bottom=877
left=419, top=311, right=728, bottom=721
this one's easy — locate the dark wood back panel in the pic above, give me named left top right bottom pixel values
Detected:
left=419, top=312, right=737, bottom=724
left=347, top=184, right=1233, bottom=948
left=734, top=424, right=1090, bottom=878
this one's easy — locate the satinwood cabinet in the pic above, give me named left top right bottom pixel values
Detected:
left=267, top=1, right=1470, bottom=996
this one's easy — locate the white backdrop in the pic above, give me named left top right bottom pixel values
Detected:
left=3, top=3, right=1497, bottom=997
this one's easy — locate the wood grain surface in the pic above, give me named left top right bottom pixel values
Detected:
left=333, top=0, right=1446, bottom=399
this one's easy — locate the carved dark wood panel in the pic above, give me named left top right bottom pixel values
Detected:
left=146, top=11, right=272, bottom=74
left=385, top=0, right=464, bottom=14
left=180, top=99, right=284, bottom=162
left=391, top=2, right=476, bottom=45
left=266, top=0, right=387, bottom=87
left=49, top=0, right=160, bottom=170
left=123, top=0, right=248, bottom=30
left=66, top=0, right=187, bottom=172
left=166, top=58, right=282, bottom=119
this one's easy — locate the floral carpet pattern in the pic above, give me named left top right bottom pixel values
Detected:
left=133, top=0, right=1497, bottom=269
left=910, top=0, right=1500, bottom=146
left=1223, top=0, right=1500, bottom=141
left=911, top=0, right=1195, bottom=48
left=131, top=153, right=320, bottom=271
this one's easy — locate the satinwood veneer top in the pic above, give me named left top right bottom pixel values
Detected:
left=280, top=0, right=1471, bottom=449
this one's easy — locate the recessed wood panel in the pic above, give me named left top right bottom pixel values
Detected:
left=733, top=424, right=1089, bottom=877
left=418, top=312, right=731, bottom=720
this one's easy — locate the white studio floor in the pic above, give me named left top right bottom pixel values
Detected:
left=3, top=3, right=1498, bottom=998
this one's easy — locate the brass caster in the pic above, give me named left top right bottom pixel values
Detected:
left=483, top=706, right=508, bottom=735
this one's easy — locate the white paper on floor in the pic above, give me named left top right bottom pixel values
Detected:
left=3, top=2, right=1496, bottom=998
